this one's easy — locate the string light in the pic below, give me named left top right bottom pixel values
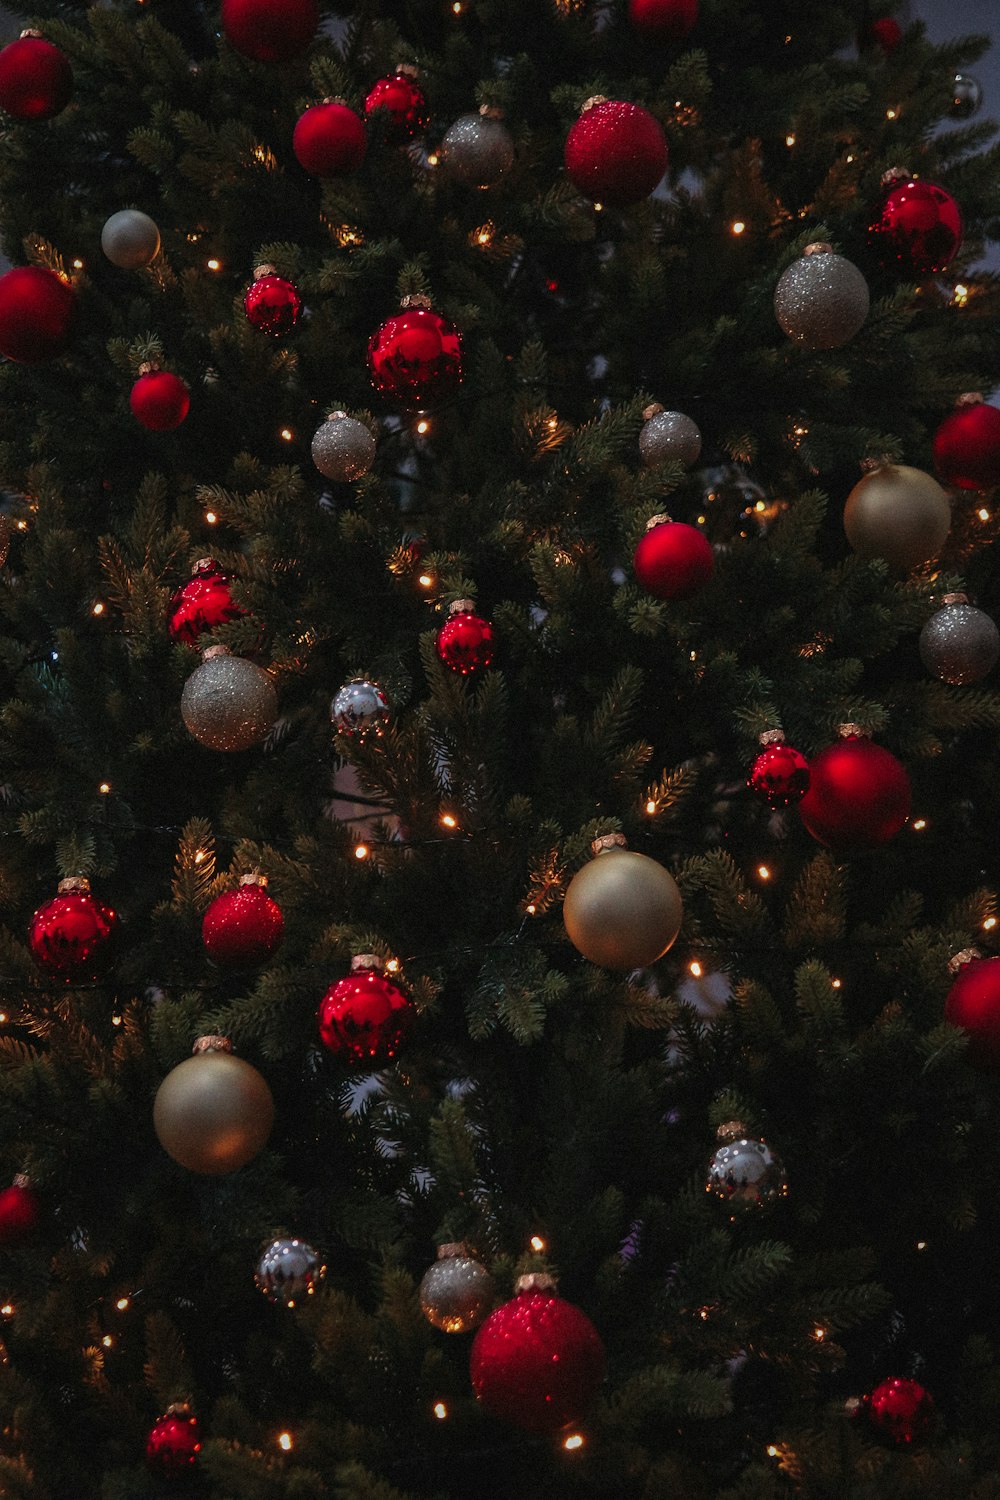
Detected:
left=417, top=572, right=434, bottom=588
left=530, top=1235, right=545, bottom=1252
left=0, top=1304, right=13, bottom=1318
left=98, top=782, right=111, bottom=795
left=525, top=903, right=537, bottom=915
left=912, top=818, right=927, bottom=831
left=72, top=257, right=84, bottom=270
left=831, top=978, right=842, bottom=990
left=433, top=1401, right=449, bottom=1420
left=757, top=864, right=771, bottom=880
left=440, top=812, right=458, bottom=829
left=427, top=153, right=440, bottom=167
left=731, top=220, right=746, bottom=236
left=115, top=1297, right=130, bottom=1311
left=593, top=202, right=604, bottom=212
left=111, top=1013, right=123, bottom=1027
left=953, top=283, right=969, bottom=306
left=205, top=510, right=218, bottom=525
left=978, top=507, right=990, bottom=522
left=645, top=799, right=657, bottom=815
left=354, top=843, right=369, bottom=861
left=813, top=1326, right=827, bottom=1341
left=563, top=1433, right=585, bottom=1451
left=415, top=419, right=430, bottom=435
left=279, top=428, right=294, bottom=442
left=193, top=849, right=207, bottom=864
left=785, top=134, right=796, bottom=147
left=689, top=960, right=703, bottom=977
left=452, top=1, right=462, bottom=11
left=916, top=1240, right=927, bottom=1251
left=0, top=1014, right=7, bottom=1025
left=885, top=107, right=899, bottom=120
left=206, top=258, right=221, bottom=272
left=767, top=1444, right=780, bottom=1458
left=277, top=1432, right=294, bottom=1450
left=984, top=917, right=997, bottom=931
left=102, top=1334, right=113, bottom=1348
left=92, top=601, right=105, bottom=616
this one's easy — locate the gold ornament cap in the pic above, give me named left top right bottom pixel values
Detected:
left=881, top=166, right=911, bottom=187
left=448, top=597, right=476, bottom=616
left=860, top=454, right=895, bottom=474
left=321, top=96, right=349, bottom=106
left=350, top=953, right=384, bottom=973
left=192, top=1034, right=234, bottom=1055
left=591, top=831, right=627, bottom=856
left=400, top=293, right=432, bottom=310
left=758, top=729, right=786, bottom=746
left=479, top=104, right=504, bottom=119
left=12, top=1172, right=31, bottom=1189
left=193, top=557, right=217, bottom=573
left=19, top=28, right=43, bottom=38
left=642, top=403, right=665, bottom=421
left=137, top=360, right=160, bottom=376
left=941, top=592, right=968, bottom=606
left=437, top=1241, right=468, bottom=1259
left=326, top=409, right=348, bottom=421
left=516, top=1272, right=557, bottom=1294
left=58, top=876, right=91, bottom=895
left=239, top=870, right=267, bottom=888
left=804, top=242, right=833, bottom=256
left=716, top=1119, right=748, bottom=1142
left=948, top=947, right=981, bottom=974
left=836, top=722, right=868, bottom=739
left=956, top=392, right=983, bottom=408
left=581, top=95, right=608, bottom=113
left=253, top=263, right=277, bottom=280
left=164, top=1402, right=194, bottom=1419
left=646, top=513, right=672, bottom=530
left=201, top=643, right=232, bottom=661
left=395, top=62, right=420, bottom=79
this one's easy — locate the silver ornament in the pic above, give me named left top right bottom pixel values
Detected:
left=949, top=73, right=983, bottom=120
left=181, top=645, right=278, bottom=752
left=311, top=411, right=376, bottom=483
left=706, top=1126, right=787, bottom=1214
left=639, top=405, right=702, bottom=469
left=774, top=243, right=869, bottom=350
left=100, top=209, right=161, bottom=269
left=419, top=1243, right=494, bottom=1333
left=919, top=592, right=1000, bottom=684
left=255, top=1237, right=326, bottom=1307
left=330, top=678, right=390, bottom=737
left=440, top=110, right=514, bottom=189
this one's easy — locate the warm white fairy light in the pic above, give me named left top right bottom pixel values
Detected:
left=984, top=917, right=997, bottom=931
left=115, top=1297, right=130, bottom=1311
left=731, top=220, right=746, bottom=236
left=278, top=1432, right=293, bottom=1450
left=280, top=428, right=294, bottom=442
left=530, top=1235, right=545, bottom=1252
left=785, top=134, right=796, bottom=147
left=92, top=601, right=105, bottom=616
left=912, top=818, right=927, bottom=831
left=354, top=843, right=369, bottom=861
left=645, top=799, right=657, bottom=815
left=563, top=1433, right=585, bottom=1451
left=205, top=510, right=218, bottom=525
left=689, top=960, right=703, bottom=977
left=416, top=419, right=430, bottom=435
left=978, top=507, right=990, bottom=522
left=99, top=781, right=111, bottom=795
left=206, top=258, right=221, bottom=271
left=757, top=864, right=771, bottom=881
left=433, top=1402, right=448, bottom=1420
left=440, top=812, right=458, bottom=829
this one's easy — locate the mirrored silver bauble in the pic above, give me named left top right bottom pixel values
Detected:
left=774, top=245, right=869, bottom=350
left=639, top=408, right=702, bottom=469
left=181, top=646, right=278, bottom=751
left=101, top=209, right=161, bottom=269
left=419, top=1244, right=494, bottom=1333
left=330, top=678, right=390, bottom=737
left=919, top=593, right=999, bottom=684
left=440, top=112, right=514, bottom=188
left=255, top=1237, right=326, bottom=1307
left=311, top=412, right=376, bottom=483
left=949, top=73, right=983, bottom=120
left=706, top=1132, right=787, bottom=1213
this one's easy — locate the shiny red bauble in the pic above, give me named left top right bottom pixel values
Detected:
left=627, top=0, right=697, bottom=40
left=633, top=518, right=713, bottom=601
left=867, top=17, right=903, bottom=54
left=220, top=0, right=318, bottom=62
left=28, top=879, right=119, bottom=983
left=317, top=965, right=414, bottom=1066
left=798, top=734, right=911, bottom=850
left=0, top=1180, right=41, bottom=1246
left=944, top=955, right=1000, bottom=1067
left=869, top=179, right=963, bottom=276
left=0, top=34, right=73, bottom=120
left=564, top=99, right=668, bottom=208
left=244, top=270, right=301, bottom=336
left=933, top=400, right=1000, bottom=491
left=130, top=370, right=190, bottom=432
left=748, top=740, right=810, bottom=808
left=470, top=1283, right=606, bottom=1434
left=436, top=607, right=494, bottom=674
left=862, top=1377, right=936, bottom=1447
left=202, top=877, right=284, bottom=967
left=0, top=265, right=76, bottom=363
left=293, top=100, right=367, bottom=177
left=368, top=305, right=462, bottom=408
left=364, top=72, right=428, bottom=143
left=168, top=559, right=244, bottom=646
left=145, top=1407, right=201, bottom=1477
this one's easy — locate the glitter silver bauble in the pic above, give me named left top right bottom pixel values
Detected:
left=440, top=111, right=514, bottom=188
left=181, top=646, right=278, bottom=751
left=419, top=1243, right=494, bottom=1333
left=255, top=1237, right=326, bottom=1307
left=311, top=411, right=376, bottom=483
left=706, top=1128, right=787, bottom=1213
left=330, top=677, right=390, bottom=737
left=774, top=244, right=870, bottom=350
left=100, top=209, right=161, bottom=269
left=949, top=73, right=983, bottom=120
left=919, top=593, right=999, bottom=684
left=639, top=406, right=702, bottom=469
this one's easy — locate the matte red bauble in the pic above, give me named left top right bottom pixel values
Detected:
left=0, top=1178, right=41, bottom=1246
left=933, top=399, right=1000, bottom=491
left=202, top=875, right=284, bottom=967
left=244, top=267, right=301, bottom=336
left=748, top=733, right=810, bottom=809
left=867, top=17, right=903, bottom=53
left=364, top=71, right=428, bottom=143
left=293, top=100, right=367, bottom=177
left=168, top=558, right=244, bottom=646
left=564, top=98, right=668, bottom=207
left=28, top=877, right=119, bottom=982
left=436, top=600, right=494, bottom=674
left=146, top=1406, right=201, bottom=1477
left=798, top=729, right=910, bottom=850
left=869, top=178, right=963, bottom=276
left=862, top=1377, right=935, bottom=1447
left=0, top=34, right=73, bottom=120
left=945, top=953, right=1000, bottom=1067
left=470, top=1276, right=606, bottom=1434
left=627, top=0, right=697, bottom=40
left=633, top=516, right=713, bottom=601
left=368, top=303, right=462, bottom=407
left=220, top=0, right=318, bottom=62
left=130, top=369, right=190, bottom=432
left=0, top=265, right=76, bottom=363
left=317, top=956, right=414, bottom=1066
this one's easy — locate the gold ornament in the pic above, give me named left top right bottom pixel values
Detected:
left=563, top=833, right=683, bottom=971
left=843, top=463, right=950, bottom=572
left=181, top=645, right=278, bottom=752
left=153, top=1035, right=274, bottom=1174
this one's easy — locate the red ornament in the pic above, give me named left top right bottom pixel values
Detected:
left=470, top=1277, right=606, bottom=1434
left=944, top=952, right=1000, bottom=1067
left=798, top=728, right=911, bottom=850
left=869, top=178, right=963, bottom=276
left=0, top=1177, right=41, bottom=1246
left=293, top=100, right=367, bottom=177
left=0, top=265, right=76, bottom=363
left=633, top=516, right=713, bottom=601
left=748, top=732, right=810, bottom=809
left=933, top=398, right=1000, bottom=491
left=168, top=558, right=244, bottom=646
left=0, top=33, right=73, bottom=120
left=862, top=1377, right=936, bottom=1447
left=627, top=0, right=697, bottom=40
left=436, top=600, right=494, bottom=674
left=867, top=17, right=903, bottom=54
left=317, top=955, right=414, bottom=1066
left=220, top=0, right=318, bottom=62
left=28, top=877, right=119, bottom=983
left=368, top=302, right=462, bottom=408
left=202, top=874, right=284, bottom=967
left=364, top=71, right=428, bottom=144
left=244, top=266, right=302, bottom=336
left=130, top=368, right=190, bottom=432
left=564, top=98, right=668, bottom=208
left=146, top=1405, right=201, bottom=1477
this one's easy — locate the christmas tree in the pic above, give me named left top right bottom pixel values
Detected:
left=0, top=0, right=999, bottom=1494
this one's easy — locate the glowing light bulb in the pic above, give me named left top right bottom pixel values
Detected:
left=278, top=1432, right=293, bottom=1451
left=984, top=917, right=997, bottom=931
left=385, top=958, right=400, bottom=974
left=731, top=220, right=746, bottom=235
left=98, top=782, right=111, bottom=795
left=785, top=134, right=796, bottom=147
left=0, top=1305, right=13, bottom=1318
left=831, top=979, right=842, bottom=990
left=92, top=601, right=105, bottom=616
left=953, top=283, right=969, bottom=306
left=102, top=1334, right=113, bottom=1348
left=912, top=818, right=927, bottom=831
left=645, top=799, right=657, bottom=815
left=416, top=419, right=430, bottom=435
left=978, top=507, right=990, bottom=521
left=206, top=258, right=221, bottom=271
left=440, top=812, right=458, bottom=829
left=205, top=510, right=218, bottom=525
left=757, top=865, right=771, bottom=880
left=689, top=960, right=703, bottom=978
left=885, top=107, right=898, bottom=120
left=563, top=1433, right=585, bottom=1451
left=418, top=573, right=434, bottom=588
left=280, top=428, right=294, bottom=442
left=354, top=843, right=369, bottom=860
left=115, top=1297, right=130, bottom=1311
left=427, top=153, right=440, bottom=167
left=530, top=1235, right=545, bottom=1252
left=433, top=1402, right=448, bottom=1420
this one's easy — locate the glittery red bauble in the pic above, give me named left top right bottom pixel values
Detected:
left=470, top=1288, right=606, bottom=1434
left=244, top=272, right=302, bottom=335
left=868, top=17, right=903, bottom=53
left=436, top=610, right=494, bottom=674
left=564, top=99, right=668, bottom=208
left=317, top=969, right=414, bottom=1065
left=0, top=1182, right=41, bottom=1245
left=130, top=370, right=190, bottom=432
left=0, top=35, right=73, bottom=120
left=945, top=956, right=1000, bottom=1067
left=0, top=265, right=76, bottom=363
left=293, top=101, right=367, bottom=177
left=869, top=179, right=963, bottom=276
left=220, top=0, right=318, bottom=62
left=798, top=735, right=911, bottom=850
left=168, top=559, right=244, bottom=646
left=368, top=306, right=462, bottom=408
left=28, top=884, right=119, bottom=982
left=145, top=1409, right=201, bottom=1477
left=627, top=0, right=697, bottom=40
left=364, top=72, right=428, bottom=143
left=748, top=741, right=810, bottom=808
left=202, top=881, right=284, bottom=967
left=633, top=519, right=713, bottom=601
left=933, top=401, right=1000, bottom=491
left=863, top=1377, right=936, bottom=1447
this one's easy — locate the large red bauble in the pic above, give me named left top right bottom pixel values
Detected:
left=867, top=17, right=903, bottom=54
left=470, top=1285, right=606, bottom=1434
left=0, top=35, right=73, bottom=120
left=364, top=72, right=428, bottom=143
left=146, top=1408, right=201, bottom=1477
left=564, top=99, right=667, bottom=208
left=0, top=265, right=76, bottom=363
left=202, top=877, right=284, bottom=967
left=869, top=179, right=963, bottom=276
left=633, top=519, right=713, bottom=601
left=168, top=559, right=243, bottom=646
left=748, top=741, right=810, bottom=808
left=28, top=879, right=119, bottom=983
left=863, top=1377, right=936, bottom=1447
left=0, top=1180, right=41, bottom=1246
left=130, top=370, right=190, bottom=432
left=627, top=0, right=697, bottom=40
left=933, top=401, right=1000, bottom=491
left=798, top=734, right=911, bottom=850
left=317, top=967, right=414, bottom=1065
left=293, top=101, right=367, bottom=177
left=944, top=955, right=1000, bottom=1067
left=368, top=305, right=462, bottom=408
left=436, top=608, right=494, bottom=674
left=220, top=0, right=318, bottom=62
left=244, top=270, right=301, bottom=335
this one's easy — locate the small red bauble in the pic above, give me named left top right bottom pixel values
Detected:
left=470, top=1277, right=606, bottom=1434
left=0, top=1178, right=41, bottom=1246
left=317, top=956, right=414, bottom=1066
left=368, top=302, right=462, bottom=408
left=146, top=1406, right=201, bottom=1477
left=244, top=266, right=302, bottom=336
left=869, top=178, right=963, bottom=277
left=627, top=0, right=697, bottom=40
left=28, top=877, right=119, bottom=983
left=293, top=100, right=367, bottom=177
left=0, top=34, right=73, bottom=120
left=220, top=0, right=318, bottom=62
left=364, top=71, right=428, bottom=144
left=633, top=516, right=713, bottom=601
left=944, top=953, right=1000, bottom=1067
left=436, top=601, right=494, bottom=674
left=130, top=369, right=190, bottom=432
left=0, top=265, right=76, bottom=363
left=933, top=399, right=1000, bottom=491
left=862, top=1377, right=936, bottom=1447
left=202, top=874, right=284, bottom=967
left=867, top=17, right=903, bottom=54
left=564, top=98, right=668, bottom=208
left=168, top=558, right=244, bottom=646
left=798, top=729, right=911, bottom=850
left=748, top=733, right=810, bottom=809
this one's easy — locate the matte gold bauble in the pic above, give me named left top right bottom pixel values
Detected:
left=563, top=833, right=683, bottom=971
left=181, top=645, right=278, bottom=752
left=843, top=463, right=950, bottom=572
left=153, top=1036, right=274, bottom=1175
